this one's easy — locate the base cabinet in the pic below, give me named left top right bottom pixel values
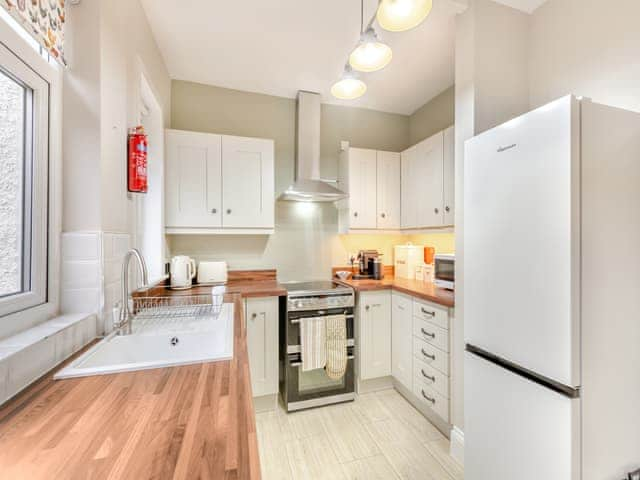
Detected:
left=391, top=292, right=413, bottom=390
left=391, top=293, right=453, bottom=426
left=245, top=297, right=279, bottom=397
left=358, top=291, right=392, bottom=380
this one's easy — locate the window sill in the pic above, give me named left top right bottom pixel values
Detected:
left=0, top=313, right=97, bottom=405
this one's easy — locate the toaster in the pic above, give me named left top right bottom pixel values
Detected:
left=196, top=261, right=228, bottom=285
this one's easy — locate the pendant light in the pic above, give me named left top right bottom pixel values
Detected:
left=331, top=65, right=367, bottom=100
left=349, top=27, right=393, bottom=72
left=376, top=0, right=433, bottom=32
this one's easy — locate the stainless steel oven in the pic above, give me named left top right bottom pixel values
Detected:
left=280, top=282, right=355, bottom=411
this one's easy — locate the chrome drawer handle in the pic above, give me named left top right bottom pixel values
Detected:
left=421, top=328, right=435, bottom=339
left=421, top=369, right=435, bottom=382
left=421, top=390, right=436, bottom=404
left=421, top=349, right=435, bottom=360
left=421, top=307, right=435, bottom=317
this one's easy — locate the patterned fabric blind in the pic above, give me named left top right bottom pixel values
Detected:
left=1, top=0, right=65, bottom=65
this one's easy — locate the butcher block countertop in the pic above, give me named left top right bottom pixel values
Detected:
left=135, top=269, right=287, bottom=299
left=0, top=295, right=261, bottom=480
left=336, top=274, right=455, bottom=308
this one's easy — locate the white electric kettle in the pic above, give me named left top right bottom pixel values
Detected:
left=170, top=255, right=196, bottom=290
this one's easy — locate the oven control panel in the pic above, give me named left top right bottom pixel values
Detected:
left=287, top=293, right=354, bottom=312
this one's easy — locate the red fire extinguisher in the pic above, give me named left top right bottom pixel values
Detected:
left=128, top=126, right=148, bottom=193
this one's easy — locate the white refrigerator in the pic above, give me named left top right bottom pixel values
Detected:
left=464, top=95, right=640, bottom=480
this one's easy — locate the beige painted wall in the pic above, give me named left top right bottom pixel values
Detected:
left=529, top=0, right=640, bottom=113
left=408, top=86, right=455, bottom=145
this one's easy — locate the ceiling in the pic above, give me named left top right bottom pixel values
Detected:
left=492, top=0, right=548, bottom=14
left=140, top=0, right=464, bottom=115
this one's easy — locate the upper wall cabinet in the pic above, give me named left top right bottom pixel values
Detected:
left=338, top=147, right=401, bottom=232
left=401, top=126, right=454, bottom=229
left=165, top=129, right=274, bottom=234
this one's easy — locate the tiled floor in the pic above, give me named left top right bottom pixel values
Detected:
left=256, top=388, right=464, bottom=480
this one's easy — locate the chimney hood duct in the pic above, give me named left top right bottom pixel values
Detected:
left=278, top=91, right=348, bottom=202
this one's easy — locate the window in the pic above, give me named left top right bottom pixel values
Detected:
left=0, top=39, right=50, bottom=317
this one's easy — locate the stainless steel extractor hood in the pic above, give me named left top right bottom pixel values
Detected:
left=278, top=91, right=348, bottom=202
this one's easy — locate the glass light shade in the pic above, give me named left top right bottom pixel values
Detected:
left=349, top=29, right=393, bottom=72
left=331, top=67, right=367, bottom=100
left=376, top=0, right=433, bottom=32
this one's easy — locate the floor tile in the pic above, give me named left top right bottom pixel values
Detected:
left=255, top=411, right=294, bottom=480
left=425, top=438, right=464, bottom=480
left=285, top=433, right=346, bottom=480
left=351, top=392, right=391, bottom=424
left=341, top=454, right=400, bottom=480
left=277, top=406, right=327, bottom=441
left=376, top=389, right=445, bottom=442
left=320, top=403, right=380, bottom=463
left=380, top=440, right=454, bottom=480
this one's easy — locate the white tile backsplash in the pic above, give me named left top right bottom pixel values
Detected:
left=61, top=232, right=101, bottom=261
left=62, top=260, right=102, bottom=289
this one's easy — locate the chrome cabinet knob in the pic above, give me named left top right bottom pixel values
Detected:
left=354, top=211, right=358, bottom=217
left=365, top=305, right=370, bottom=311
left=226, top=209, right=232, bottom=214
left=251, top=313, right=257, bottom=319
left=445, top=206, right=450, bottom=213
left=381, top=213, right=386, bottom=218
left=434, top=208, right=439, bottom=214
left=211, top=208, right=217, bottom=214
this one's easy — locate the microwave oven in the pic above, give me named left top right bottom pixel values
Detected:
left=434, top=254, right=455, bottom=290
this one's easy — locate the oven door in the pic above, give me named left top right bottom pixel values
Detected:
left=284, top=346, right=355, bottom=410
left=287, top=308, right=354, bottom=346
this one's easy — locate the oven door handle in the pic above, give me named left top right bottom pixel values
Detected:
left=290, top=355, right=354, bottom=367
left=290, top=314, right=354, bottom=324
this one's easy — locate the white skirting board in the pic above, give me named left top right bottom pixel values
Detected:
left=450, top=426, right=464, bottom=466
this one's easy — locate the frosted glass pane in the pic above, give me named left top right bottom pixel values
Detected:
left=0, top=69, right=26, bottom=297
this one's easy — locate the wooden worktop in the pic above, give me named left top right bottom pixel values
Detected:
left=0, top=295, right=261, bottom=480
left=135, top=269, right=287, bottom=299
left=336, top=273, right=455, bottom=308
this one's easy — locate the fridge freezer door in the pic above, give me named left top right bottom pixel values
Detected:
left=464, top=95, right=581, bottom=388
left=465, top=351, right=580, bottom=480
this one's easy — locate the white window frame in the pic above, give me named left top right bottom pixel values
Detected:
left=0, top=21, right=62, bottom=336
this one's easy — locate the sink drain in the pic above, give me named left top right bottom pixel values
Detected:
left=170, top=336, right=179, bottom=346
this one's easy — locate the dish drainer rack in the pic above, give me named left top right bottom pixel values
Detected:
left=132, top=294, right=224, bottom=321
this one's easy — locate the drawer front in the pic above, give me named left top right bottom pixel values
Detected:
left=413, top=299, right=448, bottom=330
left=412, top=337, right=449, bottom=375
left=414, top=381, right=449, bottom=423
left=413, top=317, right=449, bottom=353
left=414, top=358, right=449, bottom=398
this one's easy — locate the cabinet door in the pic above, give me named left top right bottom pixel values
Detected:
left=246, top=297, right=279, bottom=397
left=165, top=130, right=222, bottom=228
left=359, top=291, right=392, bottom=380
left=377, top=151, right=401, bottom=229
left=401, top=145, right=417, bottom=228
left=391, top=292, right=413, bottom=389
left=222, top=136, right=274, bottom=228
left=443, top=126, right=455, bottom=226
left=348, top=148, right=378, bottom=229
left=416, top=131, right=444, bottom=228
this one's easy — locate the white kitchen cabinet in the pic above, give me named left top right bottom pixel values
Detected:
left=416, top=131, right=445, bottom=227
left=391, top=292, right=413, bottom=390
left=376, top=151, right=401, bottom=229
left=358, top=291, right=392, bottom=380
left=338, top=147, right=400, bottom=232
left=338, top=147, right=378, bottom=229
left=165, top=129, right=274, bottom=234
left=443, top=126, right=455, bottom=225
left=165, top=130, right=222, bottom=229
left=401, top=145, right=418, bottom=229
left=221, top=135, right=274, bottom=229
left=400, top=126, right=455, bottom=229
left=245, top=297, right=279, bottom=397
